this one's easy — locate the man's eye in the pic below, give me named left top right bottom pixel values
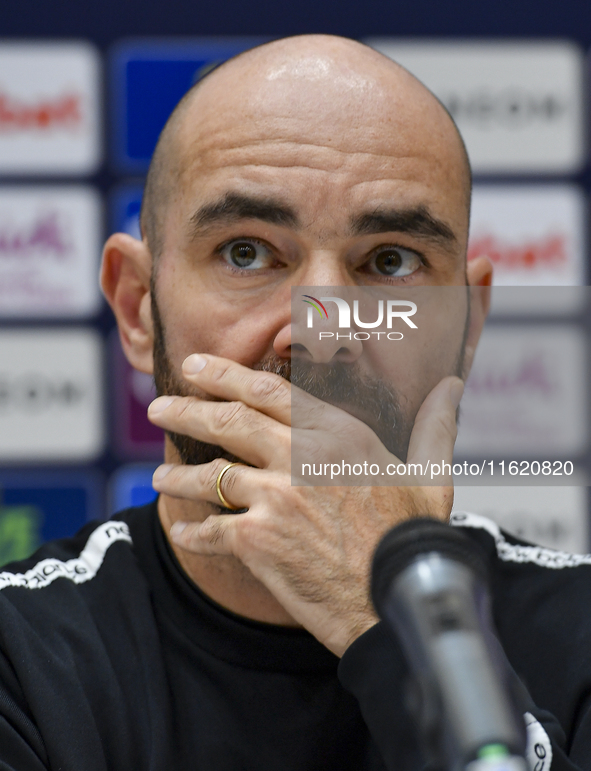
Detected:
left=368, top=246, right=422, bottom=277
left=220, top=240, right=273, bottom=269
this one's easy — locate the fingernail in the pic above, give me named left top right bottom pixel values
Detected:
left=450, top=379, right=464, bottom=409
left=148, top=396, right=176, bottom=415
left=183, top=354, right=207, bottom=375
left=170, top=521, right=188, bottom=542
left=153, top=464, right=174, bottom=482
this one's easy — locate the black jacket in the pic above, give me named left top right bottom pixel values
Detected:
left=0, top=503, right=587, bottom=771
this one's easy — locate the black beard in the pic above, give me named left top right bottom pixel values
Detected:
left=151, top=287, right=465, bottom=466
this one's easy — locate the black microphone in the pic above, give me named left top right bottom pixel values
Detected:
left=371, top=518, right=527, bottom=771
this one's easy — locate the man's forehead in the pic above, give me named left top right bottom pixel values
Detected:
left=172, top=122, right=468, bottom=249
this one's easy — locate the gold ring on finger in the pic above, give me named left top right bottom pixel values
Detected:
left=216, top=462, right=242, bottom=510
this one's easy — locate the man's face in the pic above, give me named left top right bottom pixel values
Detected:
left=148, top=47, right=476, bottom=465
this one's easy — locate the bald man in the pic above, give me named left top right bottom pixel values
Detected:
left=0, top=35, right=589, bottom=771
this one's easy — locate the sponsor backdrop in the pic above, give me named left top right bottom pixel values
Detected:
left=1, top=9, right=591, bottom=561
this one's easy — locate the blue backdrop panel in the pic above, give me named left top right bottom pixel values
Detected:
left=111, top=38, right=268, bottom=172
left=0, top=470, right=104, bottom=565
left=109, top=464, right=158, bottom=514
left=111, top=184, right=143, bottom=239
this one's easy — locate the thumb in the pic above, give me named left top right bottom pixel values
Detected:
left=406, top=376, right=464, bottom=470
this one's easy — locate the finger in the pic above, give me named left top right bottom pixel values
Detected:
left=153, top=458, right=257, bottom=509
left=181, top=354, right=292, bottom=424
left=170, top=512, right=244, bottom=557
left=148, top=395, right=290, bottom=468
left=181, top=353, right=352, bottom=435
left=406, top=376, right=464, bottom=469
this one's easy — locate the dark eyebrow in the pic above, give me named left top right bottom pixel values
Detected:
left=189, top=192, right=299, bottom=236
left=350, top=206, right=458, bottom=250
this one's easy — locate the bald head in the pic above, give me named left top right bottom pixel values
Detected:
left=140, top=34, right=471, bottom=261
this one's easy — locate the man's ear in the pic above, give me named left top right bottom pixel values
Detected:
left=100, top=233, right=154, bottom=374
left=461, top=255, right=493, bottom=380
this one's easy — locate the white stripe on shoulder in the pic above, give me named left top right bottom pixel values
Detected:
left=450, top=511, right=591, bottom=569
left=524, top=711, right=552, bottom=771
left=0, top=521, right=132, bottom=591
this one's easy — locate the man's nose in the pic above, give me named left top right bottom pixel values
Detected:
left=273, top=253, right=364, bottom=363
left=274, top=309, right=364, bottom=364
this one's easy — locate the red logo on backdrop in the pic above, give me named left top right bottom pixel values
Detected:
left=468, top=233, right=567, bottom=269
left=0, top=93, right=82, bottom=131
left=0, top=213, right=72, bottom=260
